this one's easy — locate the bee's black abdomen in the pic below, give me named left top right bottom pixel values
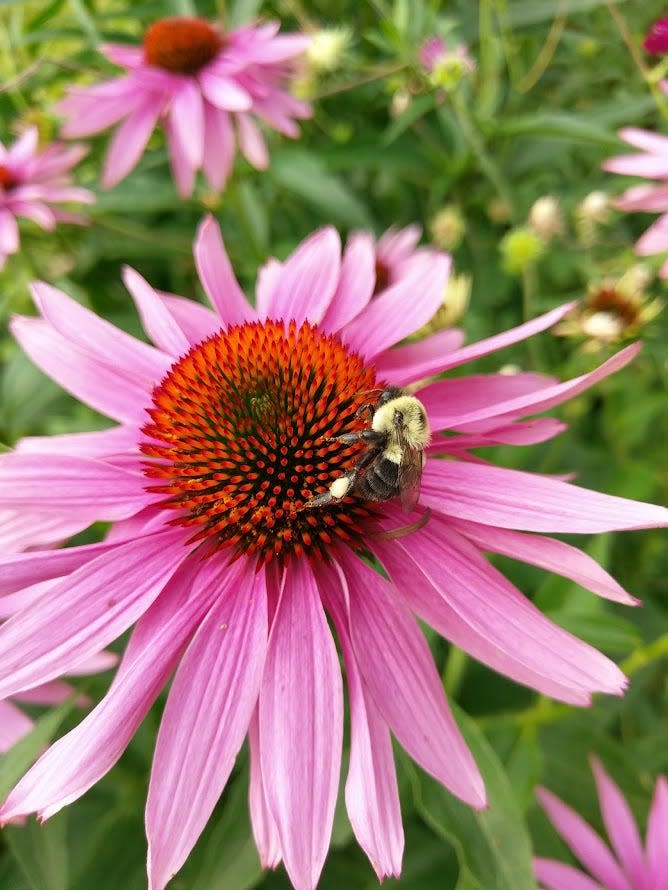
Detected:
left=358, top=459, right=399, bottom=501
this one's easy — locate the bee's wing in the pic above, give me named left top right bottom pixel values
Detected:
left=396, top=426, right=425, bottom=512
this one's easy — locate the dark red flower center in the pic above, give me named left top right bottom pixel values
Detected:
left=141, top=320, right=383, bottom=564
left=373, top=259, right=390, bottom=295
left=588, top=284, right=639, bottom=326
left=143, top=17, right=223, bottom=74
left=0, top=165, right=17, bottom=190
left=644, top=18, right=668, bottom=55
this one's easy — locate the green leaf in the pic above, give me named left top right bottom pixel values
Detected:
left=382, top=96, right=435, bottom=146
left=545, top=609, right=641, bottom=656
left=4, top=813, right=69, bottom=890
left=405, top=706, right=537, bottom=890
left=497, top=112, right=619, bottom=147
left=269, top=150, right=373, bottom=229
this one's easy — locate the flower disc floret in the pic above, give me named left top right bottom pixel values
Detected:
left=141, top=319, right=380, bottom=562
left=144, top=17, right=224, bottom=74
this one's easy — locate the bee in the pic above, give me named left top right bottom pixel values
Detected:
left=306, top=386, right=430, bottom=513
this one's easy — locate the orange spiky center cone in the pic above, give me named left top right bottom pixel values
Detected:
left=144, top=17, right=224, bottom=75
left=141, top=319, right=383, bottom=564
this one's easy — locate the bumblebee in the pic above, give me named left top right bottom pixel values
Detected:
left=306, top=386, right=430, bottom=512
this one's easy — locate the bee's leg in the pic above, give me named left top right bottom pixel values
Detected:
left=302, top=445, right=378, bottom=509
left=332, top=429, right=385, bottom=446
left=355, top=402, right=375, bottom=422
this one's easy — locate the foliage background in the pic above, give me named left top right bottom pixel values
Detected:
left=0, top=0, right=667, bottom=888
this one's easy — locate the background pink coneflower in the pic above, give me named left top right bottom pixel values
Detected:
left=55, top=16, right=311, bottom=198
left=535, top=756, right=668, bottom=890
left=0, top=127, right=94, bottom=269
left=0, top=218, right=666, bottom=890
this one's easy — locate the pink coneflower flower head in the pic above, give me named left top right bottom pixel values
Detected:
left=0, top=651, right=118, bottom=755
left=0, top=127, right=94, bottom=269
left=535, top=757, right=668, bottom=890
left=1, top=218, right=667, bottom=890
left=644, top=16, right=668, bottom=55
left=55, top=16, right=311, bottom=198
left=603, top=127, right=668, bottom=277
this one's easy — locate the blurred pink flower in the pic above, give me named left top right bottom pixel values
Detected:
left=535, top=756, right=668, bottom=890
left=603, top=127, right=668, bottom=277
left=0, top=218, right=666, bottom=889
left=0, top=127, right=94, bottom=269
left=55, top=16, right=310, bottom=197
left=0, top=651, right=118, bottom=754
left=418, top=35, right=475, bottom=89
left=643, top=16, right=668, bottom=55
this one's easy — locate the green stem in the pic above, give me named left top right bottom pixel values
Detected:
left=442, top=646, right=468, bottom=698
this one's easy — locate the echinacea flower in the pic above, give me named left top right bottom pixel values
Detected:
left=0, top=218, right=667, bottom=890
left=535, top=756, right=668, bottom=890
left=55, top=16, right=310, bottom=198
left=0, top=652, right=118, bottom=755
left=418, top=35, right=475, bottom=90
left=0, top=127, right=94, bottom=269
left=602, top=127, right=668, bottom=277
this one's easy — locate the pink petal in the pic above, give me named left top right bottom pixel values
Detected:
left=635, top=214, right=668, bottom=255
left=5, top=199, right=56, bottom=231
left=374, top=520, right=626, bottom=704
left=146, top=565, right=268, bottom=890
left=0, top=208, right=19, bottom=254
left=0, top=700, right=33, bottom=753
left=236, top=113, right=268, bottom=169
left=0, top=509, right=94, bottom=553
left=590, top=757, right=648, bottom=889
left=262, top=227, right=341, bottom=326
left=101, top=97, right=163, bottom=189
left=614, top=183, right=668, bottom=212
left=321, top=567, right=403, bottom=879
left=194, top=215, right=256, bottom=326
left=121, top=266, right=191, bottom=356
left=28, top=279, right=171, bottom=384
left=617, top=126, right=668, bottom=155
left=533, top=857, right=607, bottom=890
left=9, top=317, right=157, bottom=425
left=603, top=153, right=668, bottom=178
left=451, top=519, right=638, bottom=605
left=421, top=460, right=668, bottom=532
left=259, top=559, right=343, bottom=890
left=15, top=425, right=138, bottom=460
left=0, top=557, right=225, bottom=823
left=155, top=291, right=221, bottom=344
left=8, top=127, right=38, bottom=164
left=248, top=710, right=282, bottom=868
left=342, top=253, right=451, bottom=359
left=440, top=418, right=566, bottom=449
left=536, top=787, right=633, bottom=890
left=0, top=537, right=122, bottom=596
left=434, top=302, right=577, bottom=377
left=0, top=453, right=149, bottom=520
left=56, top=80, right=143, bottom=137
left=165, top=115, right=197, bottom=198
left=100, top=43, right=145, bottom=68
left=320, top=232, right=376, bottom=334
left=0, top=527, right=187, bottom=701
left=646, top=777, right=668, bottom=890
left=201, top=103, right=235, bottom=191
left=198, top=71, right=252, bottom=111
left=339, top=554, right=486, bottom=809
left=168, top=80, right=205, bottom=169
left=373, top=328, right=466, bottom=385
left=13, top=679, right=75, bottom=706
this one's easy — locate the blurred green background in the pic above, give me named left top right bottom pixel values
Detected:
left=1, top=1, right=667, bottom=888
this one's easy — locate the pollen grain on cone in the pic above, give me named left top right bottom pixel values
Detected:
left=141, top=319, right=380, bottom=562
left=143, top=17, right=224, bottom=74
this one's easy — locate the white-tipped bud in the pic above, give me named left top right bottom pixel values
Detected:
left=306, top=27, right=351, bottom=73
left=578, top=191, right=610, bottom=223
left=528, top=196, right=563, bottom=241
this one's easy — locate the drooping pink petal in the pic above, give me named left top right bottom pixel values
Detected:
left=536, top=787, right=633, bottom=890
left=0, top=208, right=19, bottom=254
left=0, top=537, right=123, bottom=596
left=259, top=560, right=343, bottom=890
left=248, top=709, right=282, bottom=869
left=342, top=253, right=451, bottom=359
left=261, top=227, right=341, bottom=326
left=236, top=113, right=269, bottom=169
left=0, top=509, right=93, bottom=553
left=146, top=566, right=268, bottom=890
left=0, top=557, right=226, bottom=824
left=439, top=418, right=567, bottom=449
left=533, top=857, right=607, bottom=890
left=646, top=777, right=668, bottom=890
left=193, top=215, right=256, bottom=326
left=320, top=232, right=376, bottom=333
left=421, top=460, right=668, bottom=533
left=320, top=565, right=403, bottom=879
left=373, top=523, right=625, bottom=704
left=101, top=97, right=163, bottom=189
left=122, top=266, right=192, bottom=356
left=340, top=553, right=486, bottom=809
left=616, top=126, right=668, bottom=155
left=13, top=679, right=77, bottom=706
left=450, top=518, right=638, bottom=605
left=5, top=199, right=56, bottom=231
left=614, top=183, right=668, bottom=213
left=168, top=79, right=205, bottom=170
left=590, top=757, right=648, bottom=889
left=201, top=103, right=236, bottom=191
left=0, top=527, right=187, bottom=701
left=8, top=127, right=39, bottom=164
left=198, top=71, right=252, bottom=111
left=15, top=425, right=138, bottom=460
left=635, top=213, right=668, bottom=255
left=165, top=115, right=197, bottom=198
left=603, top=152, right=668, bottom=178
